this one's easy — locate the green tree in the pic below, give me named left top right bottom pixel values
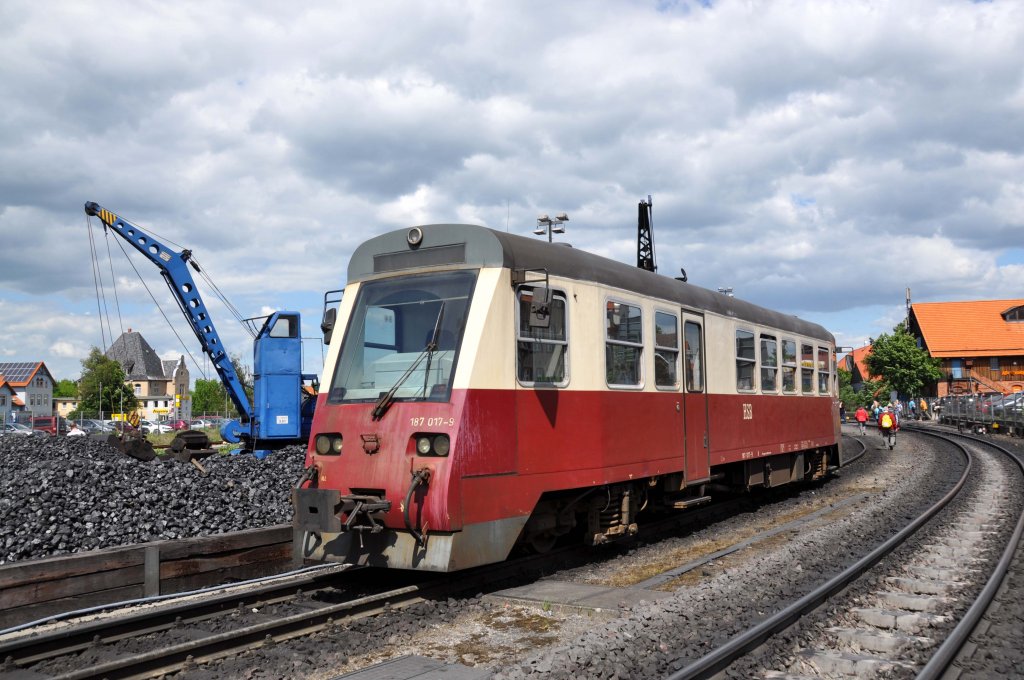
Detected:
left=53, top=378, right=79, bottom=398
left=191, top=353, right=253, bottom=418
left=838, top=367, right=857, bottom=408
left=76, top=348, right=137, bottom=419
left=191, top=378, right=229, bottom=418
left=230, top=353, right=254, bottom=405
left=864, top=327, right=943, bottom=398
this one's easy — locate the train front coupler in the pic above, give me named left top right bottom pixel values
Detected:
left=293, top=474, right=392, bottom=537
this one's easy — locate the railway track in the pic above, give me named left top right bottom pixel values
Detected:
left=662, top=426, right=1024, bottom=679
left=0, top=454, right=866, bottom=679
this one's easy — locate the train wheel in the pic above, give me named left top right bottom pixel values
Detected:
left=527, top=531, right=558, bottom=554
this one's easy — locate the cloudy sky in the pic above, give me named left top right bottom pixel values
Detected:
left=1, top=0, right=1022, bottom=384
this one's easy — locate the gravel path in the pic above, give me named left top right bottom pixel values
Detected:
left=417, top=430, right=960, bottom=679
left=12, top=427, right=1021, bottom=679
left=0, top=434, right=304, bottom=564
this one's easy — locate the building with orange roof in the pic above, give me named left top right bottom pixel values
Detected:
left=0, top=362, right=55, bottom=420
left=909, top=299, right=1024, bottom=397
left=0, top=376, right=15, bottom=426
left=838, top=344, right=875, bottom=392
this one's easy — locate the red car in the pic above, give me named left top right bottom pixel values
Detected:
left=30, top=416, right=69, bottom=436
left=169, top=419, right=191, bottom=431
left=109, top=421, right=138, bottom=435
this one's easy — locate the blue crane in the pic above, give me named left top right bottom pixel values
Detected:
left=85, top=202, right=317, bottom=458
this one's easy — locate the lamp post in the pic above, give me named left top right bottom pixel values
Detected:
left=534, top=212, right=569, bottom=242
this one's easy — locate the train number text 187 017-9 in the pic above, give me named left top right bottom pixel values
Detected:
left=410, top=416, right=456, bottom=428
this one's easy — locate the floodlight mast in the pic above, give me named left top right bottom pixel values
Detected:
left=534, top=212, right=569, bottom=242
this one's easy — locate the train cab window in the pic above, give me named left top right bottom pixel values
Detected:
left=801, top=343, right=815, bottom=394
left=684, top=321, right=703, bottom=392
left=817, top=347, right=830, bottom=394
left=517, top=287, right=568, bottom=386
left=736, top=329, right=755, bottom=391
left=329, top=270, right=477, bottom=404
left=654, top=311, right=679, bottom=389
left=606, top=301, right=643, bottom=387
left=760, top=334, right=778, bottom=393
left=781, top=339, right=797, bottom=393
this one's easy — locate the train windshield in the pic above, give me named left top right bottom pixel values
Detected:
left=328, top=270, right=477, bottom=404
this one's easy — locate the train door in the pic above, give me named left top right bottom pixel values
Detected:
left=682, top=313, right=710, bottom=484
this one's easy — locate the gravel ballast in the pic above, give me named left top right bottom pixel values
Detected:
left=0, top=435, right=304, bottom=565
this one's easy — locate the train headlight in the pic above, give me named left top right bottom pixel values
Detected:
left=407, top=227, right=423, bottom=247
left=315, top=434, right=342, bottom=455
left=412, top=433, right=450, bottom=457
left=315, top=435, right=332, bottom=455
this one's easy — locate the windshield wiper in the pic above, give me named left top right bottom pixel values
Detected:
left=422, top=302, right=446, bottom=397
left=371, top=301, right=446, bottom=421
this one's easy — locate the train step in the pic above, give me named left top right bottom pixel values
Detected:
left=666, top=495, right=712, bottom=510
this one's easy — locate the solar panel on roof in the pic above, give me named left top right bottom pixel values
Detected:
left=0, top=362, right=40, bottom=385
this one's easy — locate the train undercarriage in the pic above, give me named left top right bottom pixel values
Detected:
left=515, top=446, right=838, bottom=554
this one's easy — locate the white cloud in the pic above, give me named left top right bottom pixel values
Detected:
left=1, top=0, right=1022, bottom=381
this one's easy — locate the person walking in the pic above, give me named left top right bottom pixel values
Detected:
left=878, top=406, right=899, bottom=449
left=855, top=405, right=869, bottom=434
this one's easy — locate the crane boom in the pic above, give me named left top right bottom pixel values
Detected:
left=85, top=202, right=254, bottom=421
left=85, top=202, right=316, bottom=456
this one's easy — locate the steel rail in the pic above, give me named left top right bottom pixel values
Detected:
left=51, top=584, right=428, bottom=680
left=0, top=564, right=355, bottom=666
left=6, top=443, right=858, bottom=678
left=911, top=429, right=1024, bottom=679
left=664, top=430, right=972, bottom=680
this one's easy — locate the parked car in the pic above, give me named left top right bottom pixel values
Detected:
left=30, top=416, right=68, bottom=436
left=168, top=419, right=191, bottom=431
left=2, top=422, right=46, bottom=438
left=140, top=420, right=172, bottom=434
left=190, top=419, right=212, bottom=429
left=108, top=421, right=138, bottom=435
left=78, top=419, right=112, bottom=434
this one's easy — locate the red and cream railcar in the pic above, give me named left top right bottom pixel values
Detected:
left=294, top=224, right=843, bottom=572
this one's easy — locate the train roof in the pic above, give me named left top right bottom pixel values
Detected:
left=349, top=223, right=834, bottom=343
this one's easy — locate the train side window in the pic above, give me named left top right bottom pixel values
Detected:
left=684, top=321, right=703, bottom=392
left=760, top=334, right=778, bottom=393
left=606, top=300, right=643, bottom=387
left=736, top=329, right=755, bottom=392
left=817, top=347, right=830, bottom=394
left=517, top=287, right=568, bottom=386
left=781, top=339, right=797, bottom=393
left=801, top=343, right=815, bottom=394
left=654, top=311, right=679, bottom=389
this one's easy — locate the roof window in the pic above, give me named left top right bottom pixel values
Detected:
left=1001, top=305, right=1024, bottom=322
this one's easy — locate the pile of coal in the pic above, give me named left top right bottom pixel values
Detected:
left=0, top=435, right=306, bottom=565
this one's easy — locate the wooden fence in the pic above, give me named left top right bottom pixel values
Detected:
left=0, top=524, right=294, bottom=629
